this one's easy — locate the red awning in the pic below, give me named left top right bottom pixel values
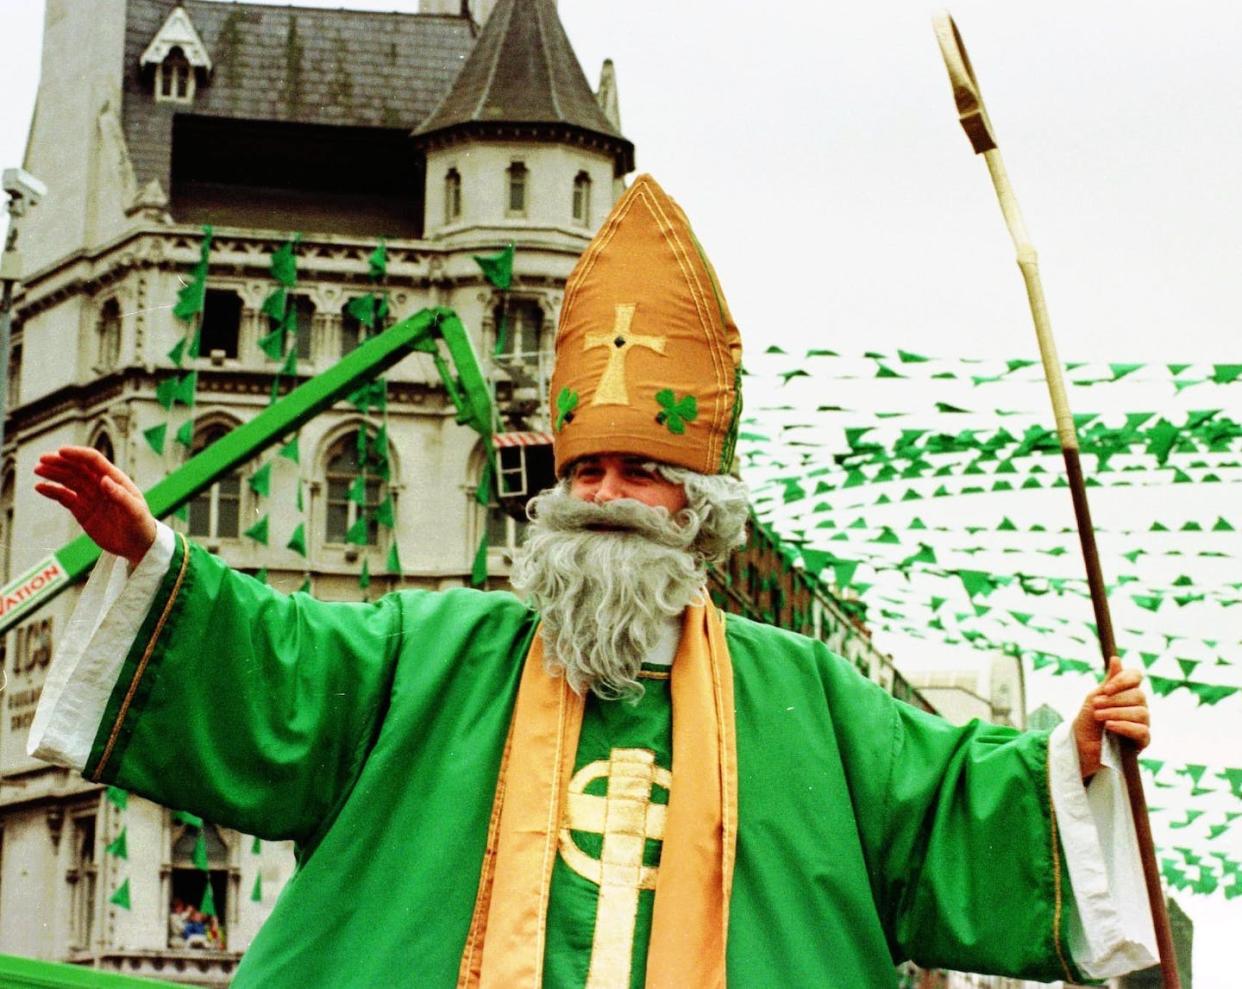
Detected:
left=493, top=432, right=554, bottom=448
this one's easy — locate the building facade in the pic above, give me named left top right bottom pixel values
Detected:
left=1, top=0, right=927, bottom=983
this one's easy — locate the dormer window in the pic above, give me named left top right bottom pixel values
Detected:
left=506, top=161, right=527, bottom=216
left=445, top=168, right=462, bottom=223
left=158, top=47, right=195, bottom=103
left=572, top=171, right=592, bottom=226
left=140, top=6, right=212, bottom=106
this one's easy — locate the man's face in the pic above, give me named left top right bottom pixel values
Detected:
left=567, top=454, right=688, bottom=515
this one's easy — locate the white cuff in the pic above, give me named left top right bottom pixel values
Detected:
left=28, top=523, right=177, bottom=770
left=1048, top=721, right=1158, bottom=978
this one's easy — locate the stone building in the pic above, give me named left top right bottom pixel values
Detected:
left=0, top=0, right=924, bottom=983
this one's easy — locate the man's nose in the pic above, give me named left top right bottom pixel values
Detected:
left=593, top=470, right=624, bottom=502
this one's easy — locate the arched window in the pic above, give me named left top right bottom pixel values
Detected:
left=157, top=46, right=194, bottom=103
left=200, top=289, right=242, bottom=360
left=444, top=167, right=462, bottom=224
left=169, top=820, right=230, bottom=950
left=506, top=161, right=527, bottom=215
left=91, top=431, right=115, bottom=465
left=572, top=171, right=592, bottom=226
left=188, top=424, right=241, bottom=539
left=97, top=299, right=122, bottom=369
left=325, top=432, right=385, bottom=546
left=493, top=299, right=545, bottom=361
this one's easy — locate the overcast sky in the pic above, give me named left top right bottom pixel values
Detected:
left=2, top=0, right=1239, bottom=981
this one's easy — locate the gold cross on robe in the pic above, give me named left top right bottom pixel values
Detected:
left=584, top=304, right=667, bottom=407
left=559, top=748, right=671, bottom=989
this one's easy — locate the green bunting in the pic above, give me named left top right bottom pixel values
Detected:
left=200, top=881, right=217, bottom=918
left=143, top=424, right=167, bottom=455
left=106, top=787, right=129, bottom=810
left=105, top=827, right=129, bottom=860
left=244, top=515, right=270, bottom=546
left=287, top=523, right=307, bottom=557
left=251, top=872, right=263, bottom=903
left=192, top=830, right=209, bottom=870
left=473, top=242, right=515, bottom=290
left=249, top=462, right=272, bottom=498
left=109, top=879, right=132, bottom=910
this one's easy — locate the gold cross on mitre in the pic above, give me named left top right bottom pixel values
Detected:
left=559, top=748, right=671, bottom=989
left=583, top=304, right=667, bottom=407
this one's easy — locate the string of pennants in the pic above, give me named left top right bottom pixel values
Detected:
left=755, top=344, right=1242, bottom=391
left=739, top=344, right=1242, bottom=899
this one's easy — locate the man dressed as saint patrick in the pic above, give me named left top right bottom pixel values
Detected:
left=30, top=175, right=1158, bottom=987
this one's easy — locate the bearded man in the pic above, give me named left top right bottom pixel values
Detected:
left=30, top=176, right=1155, bottom=988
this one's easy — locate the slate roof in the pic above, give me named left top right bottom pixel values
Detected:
left=414, top=0, right=633, bottom=174
left=122, top=0, right=477, bottom=187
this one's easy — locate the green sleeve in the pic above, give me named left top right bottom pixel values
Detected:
left=850, top=684, right=1085, bottom=983
left=84, top=534, right=405, bottom=845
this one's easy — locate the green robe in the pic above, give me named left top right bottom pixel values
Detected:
left=85, top=536, right=1084, bottom=987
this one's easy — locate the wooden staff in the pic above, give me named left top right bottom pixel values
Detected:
left=930, top=12, right=1180, bottom=988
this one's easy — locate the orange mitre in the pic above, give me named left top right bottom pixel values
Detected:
left=549, top=174, right=743, bottom=476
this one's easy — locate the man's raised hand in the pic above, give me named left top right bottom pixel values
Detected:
left=1073, top=656, right=1151, bottom=780
left=34, top=446, right=157, bottom=568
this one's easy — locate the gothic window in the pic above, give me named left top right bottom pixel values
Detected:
left=199, top=289, right=241, bottom=360
left=325, top=433, right=383, bottom=546
left=156, top=46, right=195, bottom=104
left=506, top=161, right=527, bottom=215
left=493, top=299, right=545, bottom=361
left=67, top=811, right=98, bottom=951
left=290, top=294, right=316, bottom=361
left=97, top=298, right=122, bottom=369
left=169, top=821, right=229, bottom=950
left=92, top=432, right=115, bottom=464
left=340, top=301, right=362, bottom=357
left=445, top=167, right=462, bottom=223
left=188, top=425, right=241, bottom=540
left=572, top=171, right=592, bottom=226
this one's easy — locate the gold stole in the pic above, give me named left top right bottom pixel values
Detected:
left=456, top=601, right=738, bottom=988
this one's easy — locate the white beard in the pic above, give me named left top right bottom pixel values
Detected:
left=510, top=486, right=706, bottom=700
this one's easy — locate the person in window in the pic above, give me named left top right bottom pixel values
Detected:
left=29, top=176, right=1155, bottom=988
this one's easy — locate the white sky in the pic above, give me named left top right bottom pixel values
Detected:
left=2, top=0, right=1240, bottom=982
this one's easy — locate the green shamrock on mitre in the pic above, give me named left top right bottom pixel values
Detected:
left=555, top=387, right=579, bottom=431
left=655, top=389, right=698, bottom=435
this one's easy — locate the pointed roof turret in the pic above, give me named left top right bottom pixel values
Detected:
left=414, top=0, right=634, bottom=175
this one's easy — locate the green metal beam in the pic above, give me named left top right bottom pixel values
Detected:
left=1, top=306, right=494, bottom=634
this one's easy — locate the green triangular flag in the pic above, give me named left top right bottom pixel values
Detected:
left=249, top=462, right=272, bottom=497
left=281, top=346, right=299, bottom=376
left=174, top=418, right=194, bottom=449
left=106, top=787, right=128, bottom=810
left=359, top=557, right=371, bottom=591
left=368, top=240, right=388, bottom=280
left=200, top=880, right=217, bottom=918
left=172, top=504, right=189, bottom=522
left=287, top=522, right=307, bottom=557
left=193, top=830, right=209, bottom=870
left=168, top=337, right=188, bottom=367
left=261, top=287, right=288, bottom=321
left=279, top=434, right=300, bottom=464
left=143, top=424, right=167, bottom=455
left=106, top=827, right=129, bottom=860
left=173, top=371, right=198, bottom=408
left=345, top=514, right=370, bottom=546
left=156, top=376, right=179, bottom=410
left=251, top=872, right=263, bottom=903
left=253, top=567, right=268, bottom=586
left=387, top=541, right=402, bottom=574
left=172, top=275, right=207, bottom=322
left=109, top=879, right=132, bottom=910
left=471, top=532, right=490, bottom=587
left=270, top=239, right=298, bottom=287
left=187, top=327, right=202, bottom=360
left=347, top=475, right=367, bottom=505
left=376, top=495, right=396, bottom=529
left=244, top=515, right=270, bottom=545
left=346, top=293, right=377, bottom=329
left=473, top=242, right=515, bottom=290
left=298, top=576, right=312, bottom=595
left=251, top=836, right=262, bottom=854
left=258, top=327, right=287, bottom=361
